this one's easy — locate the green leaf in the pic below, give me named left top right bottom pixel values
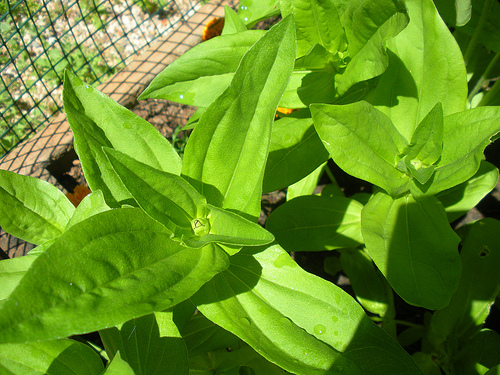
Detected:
left=263, top=113, right=329, bottom=193
left=0, top=339, right=104, bottom=374
left=185, top=204, right=275, bottom=249
left=138, top=30, right=265, bottom=107
left=336, top=0, right=409, bottom=95
left=63, top=70, right=181, bottom=207
left=0, top=208, right=229, bottom=343
left=286, top=162, right=326, bottom=200
left=486, top=365, right=500, bottom=375
left=433, top=0, right=472, bottom=27
left=238, top=0, right=280, bottom=26
left=280, top=0, right=346, bottom=57
left=0, top=170, right=74, bottom=245
left=103, top=351, right=135, bottom=375
left=188, top=344, right=286, bottom=375
left=311, top=101, right=410, bottom=196
left=221, top=5, right=247, bottom=35
left=66, top=189, right=111, bottom=229
left=182, top=16, right=296, bottom=220
left=0, top=255, right=36, bottom=301
left=180, top=313, right=240, bottom=357
left=266, top=195, right=364, bottom=251
left=437, top=161, right=499, bottom=222
left=428, top=218, right=500, bottom=349
left=340, top=248, right=393, bottom=317
left=192, top=244, right=422, bottom=374
left=294, top=44, right=340, bottom=70
left=280, top=70, right=337, bottom=108
left=104, top=147, right=207, bottom=240
left=371, top=0, right=468, bottom=141
left=402, top=102, right=444, bottom=185
left=361, top=192, right=461, bottom=309
left=412, top=106, right=500, bottom=196
left=100, top=312, right=188, bottom=375
left=457, top=0, right=500, bottom=53
left=453, top=329, right=500, bottom=375
left=411, top=352, right=442, bottom=375
left=105, top=148, right=274, bottom=250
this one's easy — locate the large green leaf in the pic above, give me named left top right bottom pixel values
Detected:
left=412, top=106, right=500, bottom=196
left=371, top=0, right=468, bottom=141
left=266, top=195, right=364, bottom=251
left=336, top=0, right=409, bottom=95
left=428, top=218, right=500, bottom=350
left=0, top=170, right=74, bottom=245
left=0, top=339, right=104, bottom=374
left=63, top=70, right=181, bottom=207
left=0, top=208, right=229, bottom=343
left=182, top=16, right=296, bottom=219
left=263, top=113, right=329, bottom=193
left=311, top=101, right=410, bottom=196
left=138, top=30, right=265, bottom=107
left=361, top=192, right=461, bottom=309
left=100, top=312, right=188, bottom=375
left=192, top=244, right=422, bottom=374
left=280, top=0, right=346, bottom=57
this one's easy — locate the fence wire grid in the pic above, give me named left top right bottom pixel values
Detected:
left=0, top=0, right=201, bottom=158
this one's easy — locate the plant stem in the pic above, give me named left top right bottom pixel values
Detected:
left=324, top=164, right=336, bottom=184
left=370, top=316, right=423, bottom=329
left=468, top=51, right=500, bottom=102
left=463, top=0, right=494, bottom=65
left=478, top=77, right=500, bottom=106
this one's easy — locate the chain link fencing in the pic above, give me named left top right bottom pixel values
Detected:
left=0, top=0, right=201, bottom=158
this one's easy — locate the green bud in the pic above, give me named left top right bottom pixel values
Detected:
left=191, top=218, right=210, bottom=236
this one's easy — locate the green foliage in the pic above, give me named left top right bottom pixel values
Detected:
left=1, top=0, right=500, bottom=374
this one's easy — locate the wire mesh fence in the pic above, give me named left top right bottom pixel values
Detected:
left=0, top=0, right=202, bottom=158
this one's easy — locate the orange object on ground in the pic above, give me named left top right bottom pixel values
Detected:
left=66, top=185, right=91, bottom=207
left=202, top=17, right=224, bottom=41
left=276, top=107, right=296, bottom=115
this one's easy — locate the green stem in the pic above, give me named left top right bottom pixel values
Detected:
left=463, top=0, right=494, bottom=65
left=478, top=77, right=500, bottom=106
left=468, top=51, right=500, bottom=102
left=324, top=164, right=336, bottom=184
left=370, top=316, right=423, bottom=329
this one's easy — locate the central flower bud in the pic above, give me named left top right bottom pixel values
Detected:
left=191, top=218, right=210, bottom=236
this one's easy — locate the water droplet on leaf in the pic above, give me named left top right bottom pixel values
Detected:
left=240, top=317, right=252, bottom=326
left=314, top=324, right=326, bottom=334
